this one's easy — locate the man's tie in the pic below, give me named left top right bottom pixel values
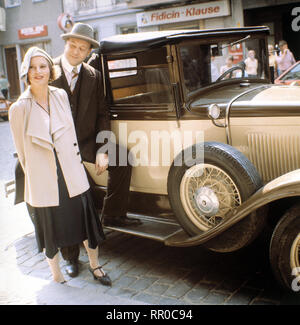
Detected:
left=70, top=66, right=78, bottom=93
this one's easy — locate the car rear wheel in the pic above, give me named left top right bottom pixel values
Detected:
left=168, top=142, right=266, bottom=252
left=269, top=204, right=300, bottom=293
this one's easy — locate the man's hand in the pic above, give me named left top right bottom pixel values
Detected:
left=95, top=153, right=109, bottom=176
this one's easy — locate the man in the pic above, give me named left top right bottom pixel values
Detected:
left=52, top=23, right=142, bottom=278
left=276, top=40, right=296, bottom=76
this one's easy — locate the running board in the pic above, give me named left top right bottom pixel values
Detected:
left=103, top=213, right=183, bottom=243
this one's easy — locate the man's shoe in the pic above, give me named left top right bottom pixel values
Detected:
left=103, top=216, right=142, bottom=227
left=65, top=261, right=79, bottom=278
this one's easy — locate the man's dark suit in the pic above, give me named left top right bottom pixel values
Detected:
left=51, top=58, right=132, bottom=264
left=51, top=58, right=110, bottom=163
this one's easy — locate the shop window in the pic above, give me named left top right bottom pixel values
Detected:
left=21, top=42, right=51, bottom=61
left=159, top=20, right=200, bottom=31
left=4, top=0, right=21, bottom=8
left=119, top=25, right=138, bottom=34
left=65, top=0, right=127, bottom=15
left=75, top=0, right=96, bottom=11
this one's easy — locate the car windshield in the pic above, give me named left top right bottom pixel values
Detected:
left=179, top=35, right=268, bottom=93
left=281, top=62, right=300, bottom=81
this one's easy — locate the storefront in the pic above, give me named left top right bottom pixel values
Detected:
left=5, top=25, right=52, bottom=98
left=131, top=0, right=244, bottom=32
left=244, top=0, right=300, bottom=60
left=0, top=0, right=64, bottom=100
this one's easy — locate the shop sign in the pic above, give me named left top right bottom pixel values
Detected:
left=57, top=13, right=74, bottom=33
left=137, top=0, right=230, bottom=27
left=18, top=25, right=48, bottom=40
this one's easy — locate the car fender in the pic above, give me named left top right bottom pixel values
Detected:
left=165, top=168, right=300, bottom=247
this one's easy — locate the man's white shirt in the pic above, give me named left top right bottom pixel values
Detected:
left=61, top=55, right=82, bottom=87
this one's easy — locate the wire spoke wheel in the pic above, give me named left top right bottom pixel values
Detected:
left=180, top=164, right=242, bottom=231
left=290, top=234, right=300, bottom=273
left=168, top=142, right=264, bottom=252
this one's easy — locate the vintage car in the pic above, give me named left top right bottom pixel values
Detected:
left=84, top=26, right=300, bottom=293
left=275, top=60, right=300, bottom=86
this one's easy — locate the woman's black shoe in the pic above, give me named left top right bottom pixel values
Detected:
left=89, top=266, right=112, bottom=286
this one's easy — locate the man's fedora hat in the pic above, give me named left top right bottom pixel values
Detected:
left=61, top=22, right=99, bottom=48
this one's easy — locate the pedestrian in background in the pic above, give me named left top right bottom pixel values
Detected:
left=9, top=47, right=111, bottom=286
left=244, top=50, right=258, bottom=78
left=220, top=56, right=237, bottom=78
left=276, top=40, right=296, bottom=76
left=268, top=44, right=278, bottom=82
left=0, top=74, right=10, bottom=99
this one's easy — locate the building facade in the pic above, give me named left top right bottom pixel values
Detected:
left=243, top=0, right=300, bottom=61
left=0, top=0, right=64, bottom=99
left=128, top=0, right=244, bottom=31
left=67, top=0, right=300, bottom=62
left=1, top=0, right=300, bottom=99
left=63, top=0, right=141, bottom=39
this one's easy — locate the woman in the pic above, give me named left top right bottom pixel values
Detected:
left=9, top=47, right=111, bottom=286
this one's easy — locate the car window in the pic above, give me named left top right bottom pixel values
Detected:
left=107, top=47, right=173, bottom=107
left=179, top=36, right=268, bottom=94
left=281, top=63, right=300, bottom=81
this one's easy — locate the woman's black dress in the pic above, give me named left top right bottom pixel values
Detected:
left=28, top=152, right=105, bottom=259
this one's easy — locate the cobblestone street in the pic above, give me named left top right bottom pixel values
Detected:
left=1, top=119, right=299, bottom=306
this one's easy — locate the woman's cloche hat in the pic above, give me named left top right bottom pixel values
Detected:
left=20, top=46, right=53, bottom=82
left=61, top=22, right=100, bottom=48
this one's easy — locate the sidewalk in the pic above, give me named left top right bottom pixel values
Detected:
left=2, top=119, right=300, bottom=306
left=0, top=175, right=147, bottom=305
left=1, top=173, right=300, bottom=306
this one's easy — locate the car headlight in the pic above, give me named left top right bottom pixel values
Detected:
left=207, top=104, right=221, bottom=120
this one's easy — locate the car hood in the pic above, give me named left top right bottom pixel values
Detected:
left=189, top=84, right=300, bottom=111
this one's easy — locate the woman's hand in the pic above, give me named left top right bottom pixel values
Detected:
left=95, top=153, right=109, bottom=176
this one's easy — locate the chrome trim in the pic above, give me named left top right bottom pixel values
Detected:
left=165, top=169, right=300, bottom=247
left=101, top=54, right=107, bottom=97
left=225, top=85, right=268, bottom=145
left=104, top=213, right=181, bottom=242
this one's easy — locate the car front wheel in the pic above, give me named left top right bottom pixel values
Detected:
left=168, top=142, right=266, bottom=252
